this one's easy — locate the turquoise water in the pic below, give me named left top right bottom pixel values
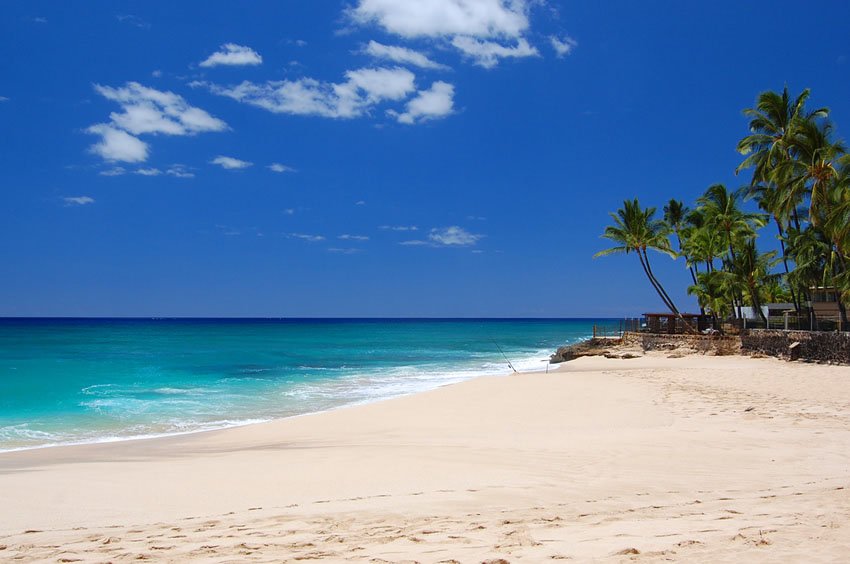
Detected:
left=0, top=318, right=602, bottom=451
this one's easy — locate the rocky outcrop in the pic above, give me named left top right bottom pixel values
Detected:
left=550, top=338, right=621, bottom=363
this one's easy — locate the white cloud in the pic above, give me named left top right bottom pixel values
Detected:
left=268, top=163, right=295, bottom=173
left=94, top=82, right=228, bottom=136
left=549, top=35, right=577, bottom=57
left=116, top=14, right=150, bottom=29
left=451, top=36, right=538, bottom=67
left=364, top=40, right=447, bottom=70
left=87, top=124, right=149, bottom=162
left=349, top=0, right=530, bottom=39
left=429, top=225, right=482, bottom=246
left=63, top=196, right=95, bottom=206
left=166, top=164, right=194, bottom=178
left=200, top=43, right=263, bottom=68
left=87, top=82, right=226, bottom=164
left=210, top=155, right=253, bottom=170
left=99, top=166, right=127, bottom=176
left=380, top=225, right=418, bottom=231
left=391, top=81, right=454, bottom=124
left=197, top=66, right=416, bottom=119
left=328, top=247, right=362, bottom=254
left=0, top=96, right=8, bottom=102
left=355, top=200, right=366, bottom=206
left=289, top=233, right=325, bottom=242
left=283, top=208, right=295, bottom=215
left=338, top=234, right=370, bottom=241
left=400, top=226, right=483, bottom=246
left=134, top=167, right=162, bottom=176
left=151, top=70, right=162, bottom=78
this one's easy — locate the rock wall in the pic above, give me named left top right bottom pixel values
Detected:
left=620, top=332, right=741, bottom=355
left=741, top=330, right=850, bottom=364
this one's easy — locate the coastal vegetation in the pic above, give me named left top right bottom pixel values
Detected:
left=596, top=87, right=850, bottom=329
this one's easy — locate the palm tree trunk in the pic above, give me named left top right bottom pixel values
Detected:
left=641, top=249, right=698, bottom=334
left=636, top=251, right=677, bottom=313
left=775, top=218, right=799, bottom=312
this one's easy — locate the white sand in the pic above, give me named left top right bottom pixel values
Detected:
left=1, top=353, right=849, bottom=562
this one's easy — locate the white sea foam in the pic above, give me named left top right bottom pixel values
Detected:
left=2, top=343, right=572, bottom=453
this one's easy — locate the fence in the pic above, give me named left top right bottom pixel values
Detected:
left=592, top=318, right=642, bottom=339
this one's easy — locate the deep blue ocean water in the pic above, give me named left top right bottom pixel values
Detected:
left=0, top=318, right=603, bottom=451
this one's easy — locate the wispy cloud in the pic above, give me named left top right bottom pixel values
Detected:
left=451, top=36, right=538, bottom=68
left=210, top=155, right=252, bottom=170
left=390, top=81, right=454, bottom=124
left=401, top=226, right=483, bottom=247
left=283, top=208, right=295, bottom=215
left=200, top=43, right=263, bottom=68
left=549, top=35, right=577, bottom=57
left=363, top=40, right=448, bottom=70
left=379, top=225, right=418, bottom=231
left=63, top=196, right=95, bottom=206
left=87, top=82, right=227, bottom=163
left=195, top=66, right=416, bottom=119
left=166, top=164, right=194, bottom=178
left=328, top=247, right=362, bottom=254
left=0, top=96, right=9, bottom=102
left=429, top=226, right=482, bottom=246
left=289, top=233, right=325, bottom=242
left=116, top=14, right=150, bottom=29
left=268, top=163, right=295, bottom=173
left=99, top=166, right=126, bottom=176
left=134, top=167, right=162, bottom=176
left=338, top=234, right=369, bottom=241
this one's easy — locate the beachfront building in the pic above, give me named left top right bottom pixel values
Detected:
left=642, top=312, right=712, bottom=334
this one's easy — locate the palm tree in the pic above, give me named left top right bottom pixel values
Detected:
left=747, top=181, right=800, bottom=311
left=776, top=117, right=846, bottom=226
left=664, top=199, right=698, bottom=286
left=595, top=199, right=694, bottom=331
left=697, top=184, right=766, bottom=318
left=729, top=239, right=779, bottom=325
left=737, top=87, right=827, bottom=231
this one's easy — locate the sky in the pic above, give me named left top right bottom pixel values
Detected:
left=2, top=1, right=849, bottom=317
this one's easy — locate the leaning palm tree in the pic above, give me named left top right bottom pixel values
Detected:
left=595, top=199, right=694, bottom=331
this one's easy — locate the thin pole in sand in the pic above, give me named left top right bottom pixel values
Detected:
left=493, top=340, right=518, bottom=373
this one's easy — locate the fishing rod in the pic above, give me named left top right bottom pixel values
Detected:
left=493, top=339, right=518, bottom=373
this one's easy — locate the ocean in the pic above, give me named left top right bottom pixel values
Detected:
left=0, top=318, right=603, bottom=451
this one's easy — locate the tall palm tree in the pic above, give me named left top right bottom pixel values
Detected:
left=747, top=181, right=799, bottom=311
left=776, top=117, right=847, bottom=226
left=737, top=87, right=827, bottom=231
left=664, top=199, right=698, bottom=286
left=595, top=199, right=694, bottom=331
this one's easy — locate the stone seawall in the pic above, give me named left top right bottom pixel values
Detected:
left=620, top=332, right=741, bottom=355
left=741, top=330, right=850, bottom=364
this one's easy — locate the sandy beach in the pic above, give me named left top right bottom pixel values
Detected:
left=1, top=352, right=849, bottom=562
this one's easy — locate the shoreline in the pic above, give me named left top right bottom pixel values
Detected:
left=2, top=352, right=849, bottom=561
left=0, top=346, right=562, bottom=455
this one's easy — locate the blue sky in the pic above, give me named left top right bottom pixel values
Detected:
left=2, top=1, right=849, bottom=317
